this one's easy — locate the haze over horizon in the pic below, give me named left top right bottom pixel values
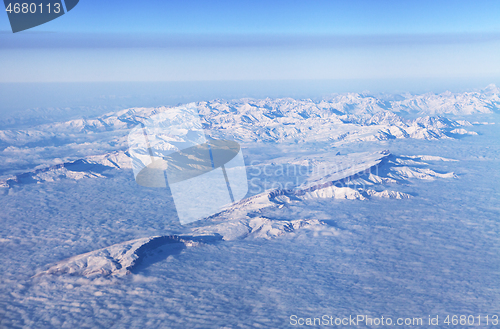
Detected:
left=1, top=0, right=500, bottom=93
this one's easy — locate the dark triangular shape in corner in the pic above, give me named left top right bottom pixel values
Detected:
left=64, top=0, right=79, bottom=12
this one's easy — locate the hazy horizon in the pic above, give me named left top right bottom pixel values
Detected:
left=1, top=79, right=499, bottom=120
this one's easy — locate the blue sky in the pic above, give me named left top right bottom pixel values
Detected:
left=2, top=0, right=500, bottom=34
left=1, top=0, right=500, bottom=89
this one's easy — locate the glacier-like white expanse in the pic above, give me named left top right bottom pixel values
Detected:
left=0, top=88, right=499, bottom=328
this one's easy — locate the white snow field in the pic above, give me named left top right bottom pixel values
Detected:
left=0, top=88, right=499, bottom=328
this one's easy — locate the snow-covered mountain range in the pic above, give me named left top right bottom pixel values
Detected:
left=1, top=86, right=496, bottom=182
left=33, top=149, right=459, bottom=278
left=2, top=87, right=495, bottom=278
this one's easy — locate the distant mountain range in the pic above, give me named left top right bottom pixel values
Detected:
left=1, top=87, right=496, bottom=181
